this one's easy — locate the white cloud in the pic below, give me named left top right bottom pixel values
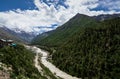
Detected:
left=0, top=0, right=120, bottom=34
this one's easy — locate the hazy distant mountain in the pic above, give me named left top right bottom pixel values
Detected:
left=0, top=26, right=35, bottom=43
left=93, top=13, right=120, bottom=21
left=6, top=28, right=36, bottom=43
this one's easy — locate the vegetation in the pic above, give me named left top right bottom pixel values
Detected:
left=32, top=13, right=120, bottom=79
left=37, top=45, right=56, bottom=55
left=0, top=44, right=47, bottom=79
left=52, top=18, right=120, bottom=79
left=32, top=14, right=100, bottom=46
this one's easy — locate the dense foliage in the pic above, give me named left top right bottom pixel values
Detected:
left=0, top=44, right=47, bottom=79
left=52, top=18, right=120, bottom=79
left=32, top=13, right=120, bottom=79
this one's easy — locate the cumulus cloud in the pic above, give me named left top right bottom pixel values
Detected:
left=0, top=0, right=120, bottom=34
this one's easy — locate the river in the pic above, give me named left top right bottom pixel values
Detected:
left=26, top=45, right=80, bottom=79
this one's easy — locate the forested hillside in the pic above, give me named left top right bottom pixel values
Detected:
left=32, top=13, right=120, bottom=79
left=52, top=18, right=120, bottom=79
left=0, top=44, right=47, bottom=79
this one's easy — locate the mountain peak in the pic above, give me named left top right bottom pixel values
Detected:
left=32, top=13, right=95, bottom=46
left=76, top=13, right=86, bottom=16
left=75, top=13, right=89, bottom=17
left=70, top=13, right=90, bottom=21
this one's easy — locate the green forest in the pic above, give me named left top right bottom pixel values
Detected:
left=52, top=18, right=120, bottom=79
left=0, top=44, right=47, bottom=79
left=32, top=13, right=120, bottom=79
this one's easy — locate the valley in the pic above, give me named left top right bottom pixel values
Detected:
left=0, top=13, right=120, bottom=79
left=32, top=14, right=120, bottom=79
left=1, top=0, right=120, bottom=79
left=29, top=46, right=80, bottom=79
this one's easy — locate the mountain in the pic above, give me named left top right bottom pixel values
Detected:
left=32, top=13, right=100, bottom=46
left=6, top=28, right=36, bottom=43
left=0, top=27, right=22, bottom=42
left=93, top=13, right=120, bottom=21
left=32, top=13, right=120, bottom=46
left=32, top=14, right=120, bottom=78
left=52, top=17, right=120, bottom=79
left=0, top=26, right=35, bottom=43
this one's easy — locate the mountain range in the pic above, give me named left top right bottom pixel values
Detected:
left=93, top=13, right=120, bottom=21
left=0, top=13, right=120, bottom=44
left=0, top=26, right=35, bottom=43
left=0, top=1, right=120, bottom=79
left=0, top=11, right=120, bottom=79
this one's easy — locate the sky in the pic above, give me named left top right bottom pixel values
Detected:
left=0, top=0, right=120, bottom=34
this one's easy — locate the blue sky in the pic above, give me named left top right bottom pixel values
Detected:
left=0, top=0, right=120, bottom=33
left=41, top=0, right=68, bottom=9
left=91, top=0, right=120, bottom=12
left=0, top=0, right=68, bottom=11
left=1, top=0, right=120, bottom=12
left=0, top=0, right=37, bottom=11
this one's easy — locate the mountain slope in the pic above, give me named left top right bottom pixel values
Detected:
left=32, top=14, right=120, bottom=78
left=52, top=17, right=120, bottom=78
left=0, top=27, right=23, bottom=42
left=0, top=44, right=46, bottom=79
left=32, top=13, right=100, bottom=46
left=0, top=26, right=35, bottom=43
left=32, top=13, right=120, bottom=46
